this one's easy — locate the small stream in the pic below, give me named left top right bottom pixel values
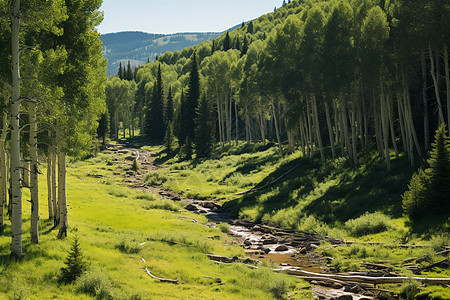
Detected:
left=119, top=146, right=381, bottom=300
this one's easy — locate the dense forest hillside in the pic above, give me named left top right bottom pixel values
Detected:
left=105, top=0, right=450, bottom=227
left=101, top=31, right=221, bottom=75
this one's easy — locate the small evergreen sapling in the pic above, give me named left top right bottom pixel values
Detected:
left=131, top=159, right=140, bottom=172
left=60, top=236, right=88, bottom=283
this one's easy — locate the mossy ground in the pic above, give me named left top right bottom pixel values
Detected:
left=0, top=149, right=311, bottom=299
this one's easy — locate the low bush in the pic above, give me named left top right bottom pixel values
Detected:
left=345, top=212, right=392, bottom=237
left=74, top=269, right=119, bottom=299
left=144, top=172, right=168, bottom=186
left=115, top=240, right=141, bottom=254
left=218, top=223, right=230, bottom=234
left=106, top=186, right=128, bottom=198
left=142, top=200, right=182, bottom=212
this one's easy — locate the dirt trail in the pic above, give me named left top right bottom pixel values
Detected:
left=110, top=145, right=383, bottom=300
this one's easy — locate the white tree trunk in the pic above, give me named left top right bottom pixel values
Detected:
left=351, top=100, right=358, bottom=166
left=57, top=151, right=67, bottom=239
left=387, top=94, right=399, bottom=158
left=51, top=150, right=58, bottom=225
left=380, top=84, right=391, bottom=171
left=324, top=103, right=336, bottom=159
left=396, top=91, right=407, bottom=155
left=272, top=102, right=282, bottom=154
left=421, top=50, right=430, bottom=149
left=312, top=95, right=324, bottom=160
left=10, top=0, right=24, bottom=258
left=29, top=103, right=39, bottom=243
left=429, top=42, right=445, bottom=124
left=0, top=111, right=8, bottom=234
left=47, top=151, right=53, bottom=220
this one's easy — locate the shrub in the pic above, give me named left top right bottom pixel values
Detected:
left=399, top=280, right=420, bottom=300
left=345, top=212, right=391, bottom=237
left=218, top=223, right=230, bottom=234
left=59, top=236, right=88, bottom=283
left=115, top=240, right=141, bottom=254
left=402, top=169, right=430, bottom=221
left=143, top=200, right=182, bottom=212
left=145, top=172, right=168, bottom=186
left=403, top=124, right=450, bottom=221
left=131, top=159, right=140, bottom=172
left=106, top=186, right=128, bottom=198
left=74, top=269, right=114, bottom=299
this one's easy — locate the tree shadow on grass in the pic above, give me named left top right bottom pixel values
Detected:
left=224, top=153, right=415, bottom=226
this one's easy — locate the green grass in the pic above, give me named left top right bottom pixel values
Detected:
left=142, top=142, right=450, bottom=299
left=0, top=148, right=311, bottom=299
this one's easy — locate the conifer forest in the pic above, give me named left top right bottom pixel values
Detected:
left=0, top=0, right=449, bottom=299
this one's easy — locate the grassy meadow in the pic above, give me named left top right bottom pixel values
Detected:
left=0, top=150, right=311, bottom=299
left=143, top=142, right=450, bottom=299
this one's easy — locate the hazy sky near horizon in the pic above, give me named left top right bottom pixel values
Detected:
left=98, top=0, right=284, bottom=34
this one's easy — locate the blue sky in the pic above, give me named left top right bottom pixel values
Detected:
left=98, top=0, right=284, bottom=34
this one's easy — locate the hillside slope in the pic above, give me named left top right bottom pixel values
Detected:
left=100, top=31, right=220, bottom=75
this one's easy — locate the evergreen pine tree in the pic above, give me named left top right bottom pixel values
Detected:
left=427, top=124, right=450, bottom=210
left=164, top=121, right=175, bottom=154
left=146, top=64, right=165, bottom=140
left=282, top=0, right=286, bottom=7
left=195, top=94, right=213, bottom=158
left=241, top=22, right=245, bottom=28
left=242, top=35, right=249, bottom=56
left=59, top=236, right=88, bottom=283
left=403, top=124, right=450, bottom=221
left=223, top=31, right=231, bottom=51
left=183, top=53, right=200, bottom=145
left=235, top=36, right=241, bottom=52
left=118, top=62, right=123, bottom=79
left=126, top=61, right=133, bottom=81
left=165, top=87, right=174, bottom=125
left=180, top=137, right=193, bottom=160
left=175, top=90, right=186, bottom=145
left=211, top=40, right=216, bottom=55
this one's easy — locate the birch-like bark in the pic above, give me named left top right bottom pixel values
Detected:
left=312, top=95, right=324, bottom=160
left=29, top=103, right=39, bottom=243
left=0, top=111, right=8, bottom=233
left=380, top=83, right=391, bottom=171
left=272, top=102, right=282, bottom=154
left=47, top=151, right=53, bottom=220
left=57, top=152, right=67, bottom=239
left=387, top=94, right=399, bottom=158
left=324, top=102, right=336, bottom=159
left=10, top=0, right=24, bottom=258
left=341, top=102, right=351, bottom=160
left=259, top=102, right=265, bottom=145
left=351, top=100, right=358, bottom=166
left=333, top=101, right=340, bottom=150
left=51, top=150, right=58, bottom=225
left=396, top=90, right=407, bottom=155
left=216, top=95, right=223, bottom=145
left=421, top=50, right=430, bottom=149
left=429, top=42, right=445, bottom=124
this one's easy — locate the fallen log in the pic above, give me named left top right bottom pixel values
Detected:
left=277, top=268, right=450, bottom=285
left=144, top=267, right=178, bottom=284
left=360, top=262, right=393, bottom=271
left=416, top=259, right=450, bottom=273
left=141, top=258, right=179, bottom=284
left=207, top=254, right=261, bottom=265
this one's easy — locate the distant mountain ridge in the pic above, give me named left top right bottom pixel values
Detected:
left=100, top=31, right=221, bottom=76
